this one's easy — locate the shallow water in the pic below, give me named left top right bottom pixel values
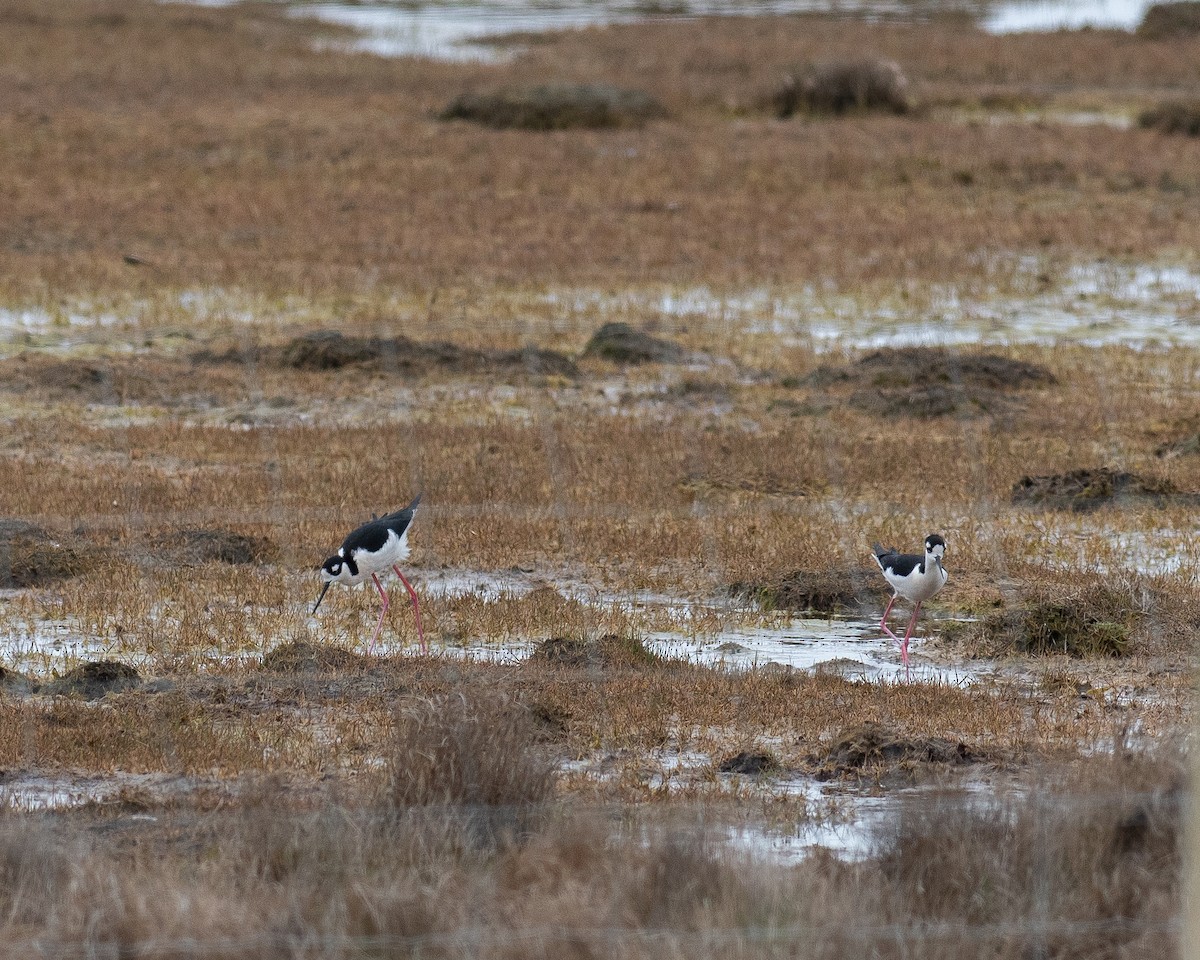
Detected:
left=283, top=0, right=1154, bottom=62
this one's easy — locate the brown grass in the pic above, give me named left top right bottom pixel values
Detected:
left=3, top=2, right=1200, bottom=298
left=0, top=749, right=1179, bottom=958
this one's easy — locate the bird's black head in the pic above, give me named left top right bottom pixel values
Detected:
left=313, top=553, right=354, bottom=614
left=319, top=555, right=346, bottom=582
left=925, top=534, right=946, bottom=558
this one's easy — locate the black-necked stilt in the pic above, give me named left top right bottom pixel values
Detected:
left=312, top=495, right=426, bottom=654
left=871, top=533, right=947, bottom=669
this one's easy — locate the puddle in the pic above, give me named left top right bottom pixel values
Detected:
left=983, top=0, right=1150, bottom=32
left=646, top=619, right=984, bottom=685
left=0, top=771, right=204, bottom=811
left=543, top=259, right=1200, bottom=350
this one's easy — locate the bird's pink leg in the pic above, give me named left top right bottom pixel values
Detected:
left=369, top=573, right=390, bottom=654
left=900, top=601, right=922, bottom=670
left=879, top=595, right=900, bottom=643
left=394, top=565, right=426, bottom=654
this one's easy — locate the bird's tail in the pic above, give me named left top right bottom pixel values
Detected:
left=871, top=543, right=896, bottom=568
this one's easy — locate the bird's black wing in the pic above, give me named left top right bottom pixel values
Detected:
left=876, top=549, right=924, bottom=577
left=341, top=494, right=422, bottom=555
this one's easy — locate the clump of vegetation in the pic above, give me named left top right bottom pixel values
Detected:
left=582, top=322, right=685, bottom=364
left=1138, top=100, right=1200, bottom=136
left=770, top=58, right=910, bottom=117
left=529, top=633, right=660, bottom=668
left=439, top=84, right=667, bottom=130
left=1011, top=466, right=1193, bottom=512
left=1137, top=0, right=1200, bottom=37
left=731, top=567, right=882, bottom=613
left=941, top=581, right=1144, bottom=657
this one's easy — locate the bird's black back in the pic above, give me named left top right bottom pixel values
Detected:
left=341, top=495, right=421, bottom=555
left=872, top=544, right=924, bottom=577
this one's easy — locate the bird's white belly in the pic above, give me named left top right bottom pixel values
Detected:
left=885, top=564, right=947, bottom=604
left=350, top=530, right=411, bottom=580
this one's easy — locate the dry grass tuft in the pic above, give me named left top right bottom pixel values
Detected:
left=386, top=692, right=556, bottom=813
left=440, top=84, right=667, bottom=130
left=1137, top=0, right=1200, bottom=37
left=770, top=58, right=910, bottom=117
left=1138, top=100, right=1200, bottom=136
left=1011, top=466, right=1195, bottom=512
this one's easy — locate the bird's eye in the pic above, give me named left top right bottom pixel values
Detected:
left=332, top=563, right=340, bottom=573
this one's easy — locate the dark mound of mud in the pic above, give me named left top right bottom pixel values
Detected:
left=850, top=384, right=1015, bottom=419
left=0, top=665, right=34, bottom=695
left=1137, top=0, right=1200, bottom=37
left=528, top=633, right=659, bottom=669
left=771, top=59, right=910, bottom=117
left=1138, top=100, right=1200, bottom=137
left=582, top=323, right=685, bottom=365
left=0, top=520, right=98, bottom=588
left=0, top=355, right=229, bottom=407
left=803, top=348, right=1055, bottom=420
left=46, top=661, right=141, bottom=699
left=153, top=528, right=276, bottom=566
left=732, top=567, right=884, bottom=614
left=1011, top=467, right=1195, bottom=512
left=440, top=84, right=667, bottom=131
left=196, top=331, right=578, bottom=379
left=718, top=751, right=779, bottom=775
left=812, top=722, right=980, bottom=779
left=261, top=641, right=369, bottom=673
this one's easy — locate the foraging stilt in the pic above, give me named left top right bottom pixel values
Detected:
left=871, top=534, right=948, bottom=670
left=313, top=495, right=427, bottom=654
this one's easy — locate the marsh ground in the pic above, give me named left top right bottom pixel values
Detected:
left=0, top=0, right=1197, bottom=954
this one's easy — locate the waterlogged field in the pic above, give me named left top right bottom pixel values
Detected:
left=0, top=0, right=1197, bottom=956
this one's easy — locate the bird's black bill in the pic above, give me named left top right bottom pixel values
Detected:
left=312, top=580, right=332, bottom=614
